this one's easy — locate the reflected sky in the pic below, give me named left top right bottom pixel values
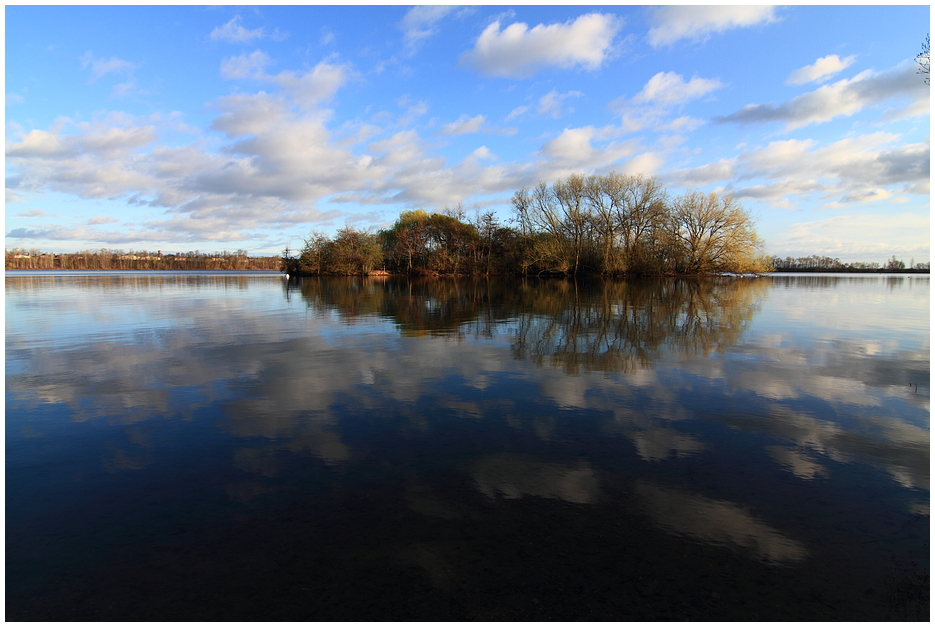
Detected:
left=6, top=272, right=930, bottom=620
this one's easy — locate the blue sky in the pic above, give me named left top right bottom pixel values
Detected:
left=5, top=4, right=930, bottom=263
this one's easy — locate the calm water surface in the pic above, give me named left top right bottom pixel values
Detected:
left=6, top=272, right=929, bottom=620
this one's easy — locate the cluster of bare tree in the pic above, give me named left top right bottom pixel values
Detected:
left=285, top=173, right=770, bottom=277
left=5, top=248, right=281, bottom=271
left=770, top=255, right=929, bottom=272
left=512, top=173, right=768, bottom=275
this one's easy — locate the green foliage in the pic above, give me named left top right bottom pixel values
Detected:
left=293, top=227, right=382, bottom=276
left=378, top=210, right=480, bottom=274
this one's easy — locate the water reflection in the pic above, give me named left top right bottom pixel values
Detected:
left=471, top=453, right=601, bottom=504
left=7, top=275, right=928, bottom=495
left=634, top=480, right=809, bottom=565
left=765, top=445, right=827, bottom=480
left=293, top=276, right=769, bottom=373
left=6, top=273, right=929, bottom=620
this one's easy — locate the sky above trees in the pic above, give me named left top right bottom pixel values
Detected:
left=5, top=5, right=930, bottom=262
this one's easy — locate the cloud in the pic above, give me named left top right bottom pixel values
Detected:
left=15, top=209, right=49, bottom=217
left=7, top=93, right=25, bottom=105
left=6, top=128, right=69, bottom=157
left=770, top=212, right=930, bottom=260
left=110, top=79, right=140, bottom=100
left=210, top=16, right=271, bottom=43
left=656, top=116, right=705, bottom=133
left=87, top=216, right=119, bottom=225
left=632, top=71, right=723, bottom=106
left=399, top=5, right=457, bottom=55
left=786, top=54, right=857, bottom=85
left=460, top=13, right=621, bottom=78
left=220, top=50, right=272, bottom=79
left=219, top=55, right=352, bottom=109
left=439, top=114, right=485, bottom=136
left=80, top=51, right=136, bottom=82
left=839, top=187, right=893, bottom=204
left=209, top=92, right=290, bottom=137
left=647, top=5, right=778, bottom=47
left=611, top=71, right=723, bottom=133
left=267, top=62, right=351, bottom=108
left=7, top=117, right=157, bottom=159
left=749, top=134, right=929, bottom=193
left=538, top=126, right=645, bottom=176
left=666, top=132, right=930, bottom=210
left=716, top=62, right=927, bottom=130
left=5, top=225, right=174, bottom=244
left=469, top=146, right=495, bottom=161
left=537, top=90, right=582, bottom=118
left=541, top=126, right=605, bottom=164
left=667, top=159, right=735, bottom=187
left=505, top=105, right=529, bottom=121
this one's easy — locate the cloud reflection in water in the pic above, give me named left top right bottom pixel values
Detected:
left=635, top=480, right=809, bottom=565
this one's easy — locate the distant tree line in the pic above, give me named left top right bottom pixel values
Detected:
left=284, top=173, right=772, bottom=277
left=5, top=248, right=281, bottom=271
left=770, top=255, right=929, bottom=273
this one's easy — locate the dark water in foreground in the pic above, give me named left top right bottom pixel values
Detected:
left=6, top=272, right=929, bottom=620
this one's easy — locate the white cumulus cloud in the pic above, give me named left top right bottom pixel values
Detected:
left=460, top=13, right=621, bottom=78
left=611, top=71, right=723, bottom=133
left=633, top=71, right=724, bottom=106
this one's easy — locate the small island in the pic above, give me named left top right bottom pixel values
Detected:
left=280, top=173, right=927, bottom=277
left=284, top=173, right=771, bottom=278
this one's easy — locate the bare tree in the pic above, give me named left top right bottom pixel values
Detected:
left=612, top=174, right=668, bottom=272
left=918, top=34, right=930, bottom=84
left=669, top=191, right=763, bottom=273
left=515, top=181, right=576, bottom=273
left=580, top=172, right=666, bottom=274
left=583, top=173, right=622, bottom=274
left=552, top=173, right=592, bottom=274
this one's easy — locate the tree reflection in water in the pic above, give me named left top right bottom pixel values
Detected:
left=291, top=275, right=769, bottom=374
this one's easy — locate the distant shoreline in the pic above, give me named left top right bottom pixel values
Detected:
left=767, top=268, right=930, bottom=274
left=5, top=269, right=282, bottom=274
left=7, top=268, right=928, bottom=277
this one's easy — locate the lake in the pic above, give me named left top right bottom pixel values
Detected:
left=5, top=271, right=929, bottom=620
